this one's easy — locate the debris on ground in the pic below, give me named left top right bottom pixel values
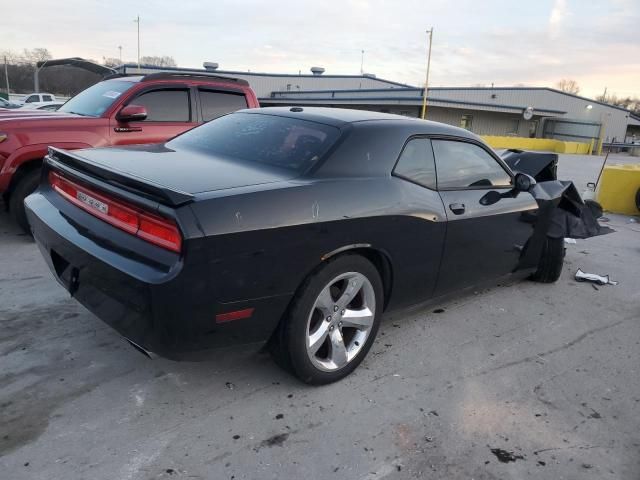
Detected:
left=489, top=448, right=525, bottom=463
left=575, top=268, right=618, bottom=286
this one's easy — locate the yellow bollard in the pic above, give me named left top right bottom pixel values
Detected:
left=596, top=164, right=640, bottom=215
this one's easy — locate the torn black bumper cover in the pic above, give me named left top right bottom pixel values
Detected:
left=501, top=150, right=614, bottom=269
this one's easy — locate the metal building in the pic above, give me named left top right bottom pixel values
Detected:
left=118, top=64, right=640, bottom=144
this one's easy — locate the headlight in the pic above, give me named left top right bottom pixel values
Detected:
left=0, top=133, right=7, bottom=143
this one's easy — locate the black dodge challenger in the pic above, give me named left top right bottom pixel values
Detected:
left=25, top=107, right=599, bottom=384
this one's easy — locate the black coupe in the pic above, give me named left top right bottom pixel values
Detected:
left=26, top=107, right=587, bottom=384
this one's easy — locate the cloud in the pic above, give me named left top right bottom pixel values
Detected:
left=549, top=0, right=568, bottom=37
left=1, top=0, right=638, bottom=98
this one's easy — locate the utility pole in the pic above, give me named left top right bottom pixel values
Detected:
left=601, top=86, right=607, bottom=101
left=134, top=15, right=140, bottom=70
left=4, top=56, right=10, bottom=98
left=360, top=50, right=365, bottom=75
left=420, top=28, right=434, bottom=120
left=118, top=45, right=123, bottom=63
left=34, top=59, right=48, bottom=93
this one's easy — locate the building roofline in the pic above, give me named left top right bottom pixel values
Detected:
left=261, top=95, right=567, bottom=115
left=271, top=87, right=423, bottom=95
left=119, top=64, right=415, bottom=88
left=428, top=86, right=635, bottom=114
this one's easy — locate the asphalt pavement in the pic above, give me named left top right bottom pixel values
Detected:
left=0, top=153, right=639, bottom=480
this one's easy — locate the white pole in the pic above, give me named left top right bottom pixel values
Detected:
left=135, top=15, right=140, bottom=70
left=4, top=56, right=10, bottom=97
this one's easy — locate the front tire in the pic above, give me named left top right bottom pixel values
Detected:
left=9, top=168, right=41, bottom=234
left=530, top=236, right=565, bottom=283
left=273, top=254, right=383, bottom=385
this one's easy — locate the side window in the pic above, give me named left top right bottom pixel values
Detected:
left=199, top=90, right=248, bottom=122
left=132, top=89, right=190, bottom=122
left=25, top=95, right=38, bottom=103
left=43, top=95, right=53, bottom=102
left=432, top=140, right=511, bottom=189
left=393, top=138, right=437, bottom=189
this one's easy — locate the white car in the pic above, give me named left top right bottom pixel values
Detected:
left=19, top=101, right=65, bottom=111
left=16, top=92, right=58, bottom=108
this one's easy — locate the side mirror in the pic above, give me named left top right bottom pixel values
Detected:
left=116, top=104, right=147, bottom=122
left=514, top=172, right=536, bottom=192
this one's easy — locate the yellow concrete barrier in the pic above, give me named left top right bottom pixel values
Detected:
left=482, top=136, right=592, bottom=154
left=596, top=164, right=640, bottom=215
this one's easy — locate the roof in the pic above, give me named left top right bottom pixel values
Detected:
left=238, top=106, right=478, bottom=139
left=428, top=86, right=637, bottom=115
left=262, top=89, right=566, bottom=116
left=36, top=58, right=117, bottom=76
left=117, top=64, right=413, bottom=88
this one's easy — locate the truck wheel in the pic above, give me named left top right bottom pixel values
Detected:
left=9, top=168, right=41, bottom=234
left=530, top=236, right=565, bottom=283
left=271, top=254, right=383, bottom=385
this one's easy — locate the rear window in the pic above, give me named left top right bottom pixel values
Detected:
left=58, top=80, right=135, bottom=117
left=169, top=112, right=340, bottom=173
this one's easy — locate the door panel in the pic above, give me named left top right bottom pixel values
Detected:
left=435, top=189, right=538, bottom=295
left=109, top=88, right=199, bottom=146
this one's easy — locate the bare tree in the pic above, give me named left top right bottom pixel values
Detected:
left=139, top=56, right=177, bottom=67
left=102, top=57, right=122, bottom=68
left=22, top=48, right=52, bottom=65
left=555, top=79, right=580, bottom=95
left=596, top=93, right=640, bottom=114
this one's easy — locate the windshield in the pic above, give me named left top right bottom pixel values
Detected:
left=58, top=80, right=134, bottom=117
left=169, top=112, right=341, bottom=174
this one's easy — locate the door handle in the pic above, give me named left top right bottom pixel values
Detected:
left=449, top=203, right=466, bottom=215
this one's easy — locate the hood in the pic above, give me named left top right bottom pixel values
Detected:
left=71, top=143, right=294, bottom=195
left=0, top=110, right=79, bottom=120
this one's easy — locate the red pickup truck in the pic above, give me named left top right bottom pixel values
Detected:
left=0, top=72, right=259, bottom=231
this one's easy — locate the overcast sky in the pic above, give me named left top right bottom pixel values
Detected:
left=3, top=0, right=639, bottom=98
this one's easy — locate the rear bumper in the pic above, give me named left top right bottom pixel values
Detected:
left=25, top=191, right=291, bottom=359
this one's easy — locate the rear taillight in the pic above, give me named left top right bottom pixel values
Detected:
left=49, top=171, right=182, bottom=253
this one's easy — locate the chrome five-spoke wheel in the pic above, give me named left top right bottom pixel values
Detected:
left=305, top=272, right=376, bottom=371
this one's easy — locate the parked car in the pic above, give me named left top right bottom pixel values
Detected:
left=0, top=72, right=259, bottom=231
left=25, top=107, right=604, bottom=384
left=0, top=97, right=21, bottom=109
left=15, top=92, right=57, bottom=106
left=19, top=101, right=65, bottom=111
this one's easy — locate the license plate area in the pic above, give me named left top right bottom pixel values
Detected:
left=76, top=190, right=108, bottom=214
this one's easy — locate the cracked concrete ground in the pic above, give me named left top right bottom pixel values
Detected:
left=1, top=153, right=639, bottom=479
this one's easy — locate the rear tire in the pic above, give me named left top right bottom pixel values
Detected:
left=271, top=254, right=383, bottom=385
left=9, top=168, right=41, bottom=234
left=530, top=236, right=565, bottom=283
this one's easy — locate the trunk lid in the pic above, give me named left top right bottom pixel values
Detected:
left=57, top=143, right=293, bottom=197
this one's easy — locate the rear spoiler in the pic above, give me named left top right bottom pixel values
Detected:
left=45, top=147, right=194, bottom=207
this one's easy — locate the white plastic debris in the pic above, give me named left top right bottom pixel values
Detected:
left=564, top=238, right=577, bottom=244
left=575, top=268, right=618, bottom=286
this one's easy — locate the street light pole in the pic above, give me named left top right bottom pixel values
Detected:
left=134, top=15, right=140, bottom=70
left=34, top=59, right=49, bottom=93
left=118, top=45, right=123, bottom=63
left=360, top=50, right=364, bottom=75
left=420, top=28, right=434, bottom=120
left=4, top=56, right=10, bottom=98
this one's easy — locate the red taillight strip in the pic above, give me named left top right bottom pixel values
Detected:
left=49, top=171, right=182, bottom=253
